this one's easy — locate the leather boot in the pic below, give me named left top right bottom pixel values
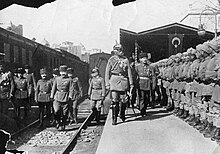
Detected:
left=37, top=112, right=44, bottom=129
left=180, top=110, right=189, bottom=119
left=203, top=123, right=215, bottom=138
left=211, top=128, right=220, bottom=141
left=197, top=119, right=208, bottom=131
left=192, top=117, right=201, bottom=127
left=120, top=103, right=126, bottom=122
left=96, top=111, right=101, bottom=124
left=185, top=114, right=194, bottom=123
left=73, top=108, right=78, bottom=124
left=173, top=107, right=179, bottom=115
left=112, top=104, right=117, bottom=125
left=176, top=109, right=184, bottom=117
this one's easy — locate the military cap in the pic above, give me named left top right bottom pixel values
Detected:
left=53, top=68, right=59, bottom=75
left=59, top=65, right=67, bottom=72
left=40, top=68, right=47, bottom=74
left=91, top=67, right=99, bottom=73
left=113, top=42, right=123, bottom=50
left=67, top=67, right=74, bottom=74
left=139, top=52, right=147, bottom=58
left=24, top=64, right=30, bottom=69
left=17, top=68, right=25, bottom=74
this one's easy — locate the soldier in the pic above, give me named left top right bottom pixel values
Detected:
left=135, top=52, right=153, bottom=116
left=67, top=67, right=83, bottom=124
left=88, top=68, right=105, bottom=124
left=129, top=57, right=139, bottom=108
left=23, top=64, right=36, bottom=106
left=150, top=61, right=161, bottom=108
left=50, top=65, right=72, bottom=130
left=0, top=64, right=14, bottom=116
left=14, top=68, right=29, bottom=119
left=51, top=68, right=59, bottom=84
left=35, top=68, right=53, bottom=128
left=105, top=43, right=133, bottom=125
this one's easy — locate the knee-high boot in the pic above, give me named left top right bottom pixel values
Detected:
left=120, top=103, right=126, bottom=122
left=112, top=102, right=118, bottom=125
left=73, top=108, right=78, bottom=124
left=96, top=110, right=101, bottom=124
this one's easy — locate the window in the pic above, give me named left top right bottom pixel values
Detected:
left=14, top=45, right=19, bottom=63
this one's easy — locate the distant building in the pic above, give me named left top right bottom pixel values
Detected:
left=58, top=41, right=85, bottom=59
left=81, top=52, right=90, bottom=63
left=6, top=22, right=23, bottom=36
left=41, top=38, right=50, bottom=47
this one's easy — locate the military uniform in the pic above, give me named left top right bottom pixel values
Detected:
left=105, top=43, right=133, bottom=125
left=50, top=65, right=73, bottom=130
left=35, top=68, right=53, bottom=128
left=88, top=68, right=105, bottom=124
left=67, top=68, right=83, bottom=124
left=0, top=65, right=14, bottom=115
left=135, top=53, right=153, bottom=116
left=23, top=65, right=36, bottom=106
left=14, top=68, right=29, bottom=119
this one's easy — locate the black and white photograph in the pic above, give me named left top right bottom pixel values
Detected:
left=1, top=0, right=220, bottom=153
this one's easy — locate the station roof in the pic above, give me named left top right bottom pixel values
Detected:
left=120, top=22, right=215, bottom=62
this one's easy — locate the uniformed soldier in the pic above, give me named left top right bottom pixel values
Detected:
left=67, top=67, right=83, bottom=125
left=35, top=68, right=53, bottom=128
left=105, top=43, right=133, bottom=125
left=135, top=52, right=153, bottom=116
left=50, top=65, right=73, bottom=130
left=0, top=64, right=14, bottom=116
left=129, top=57, right=139, bottom=108
left=14, top=68, right=29, bottom=119
left=150, top=61, right=161, bottom=108
left=23, top=64, right=36, bottom=106
left=88, top=68, right=105, bottom=124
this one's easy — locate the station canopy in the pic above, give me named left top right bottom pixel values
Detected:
left=120, top=22, right=215, bottom=62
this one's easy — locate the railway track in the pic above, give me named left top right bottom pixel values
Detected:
left=7, top=99, right=95, bottom=154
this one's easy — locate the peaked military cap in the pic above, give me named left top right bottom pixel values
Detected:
left=113, top=41, right=123, bottom=50
left=59, top=65, right=67, bottom=72
left=24, top=64, right=30, bottom=69
left=17, top=68, right=25, bottom=74
left=67, top=67, right=74, bottom=74
left=139, top=52, right=147, bottom=58
left=40, top=68, right=47, bottom=74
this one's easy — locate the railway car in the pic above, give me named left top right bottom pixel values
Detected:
left=0, top=27, right=89, bottom=94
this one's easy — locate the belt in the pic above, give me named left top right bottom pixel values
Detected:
left=58, top=90, right=68, bottom=92
left=139, top=76, right=150, bottom=80
left=92, top=88, right=102, bottom=90
left=40, top=91, right=49, bottom=94
left=111, top=72, right=124, bottom=76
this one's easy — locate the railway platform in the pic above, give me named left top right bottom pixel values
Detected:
left=96, top=107, right=220, bottom=154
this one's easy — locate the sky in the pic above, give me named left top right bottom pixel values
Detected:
left=0, top=0, right=219, bottom=53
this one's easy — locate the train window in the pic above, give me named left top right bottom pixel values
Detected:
left=10, top=44, right=14, bottom=63
left=4, top=43, right=10, bottom=62
left=14, top=45, right=19, bottom=63
left=21, top=48, right=26, bottom=65
left=18, top=47, right=22, bottom=64
left=26, top=50, right=29, bottom=65
left=50, top=57, right=53, bottom=68
left=54, top=57, right=56, bottom=67
left=29, top=50, right=32, bottom=65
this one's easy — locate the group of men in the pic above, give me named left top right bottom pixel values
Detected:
left=0, top=64, right=83, bottom=130
left=105, top=43, right=160, bottom=125
left=155, top=36, right=220, bottom=143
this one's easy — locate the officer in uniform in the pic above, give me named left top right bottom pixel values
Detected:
left=14, top=68, right=29, bottom=119
left=135, top=52, right=153, bottom=116
left=105, top=43, right=133, bottom=125
left=129, top=57, right=139, bottom=108
left=88, top=68, right=105, bottom=124
left=67, top=67, right=83, bottom=124
left=35, top=68, right=53, bottom=128
left=0, top=64, right=14, bottom=115
left=50, top=65, right=73, bottom=130
left=51, top=68, right=59, bottom=84
left=23, top=64, right=36, bottom=106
